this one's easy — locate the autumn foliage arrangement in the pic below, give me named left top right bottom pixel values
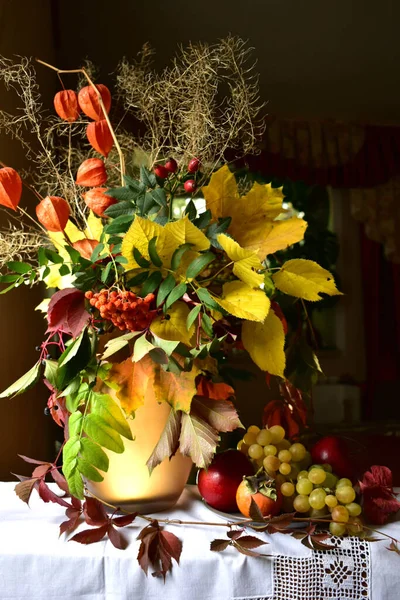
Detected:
left=0, top=40, right=398, bottom=577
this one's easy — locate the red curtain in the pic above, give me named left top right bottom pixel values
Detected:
left=360, top=228, right=400, bottom=418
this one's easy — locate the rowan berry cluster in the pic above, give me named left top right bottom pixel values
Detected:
left=85, top=289, right=155, bottom=332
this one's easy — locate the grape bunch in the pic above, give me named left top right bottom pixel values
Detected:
left=238, top=424, right=362, bottom=537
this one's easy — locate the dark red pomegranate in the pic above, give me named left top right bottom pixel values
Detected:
left=197, top=449, right=254, bottom=512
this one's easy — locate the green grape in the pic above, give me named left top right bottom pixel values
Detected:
left=310, top=508, right=329, bottom=518
left=329, top=522, right=347, bottom=537
left=269, top=425, right=286, bottom=443
left=279, top=462, right=291, bottom=475
left=297, top=470, right=309, bottom=480
left=263, top=455, right=280, bottom=472
left=325, top=494, right=338, bottom=508
left=332, top=505, right=350, bottom=523
left=336, top=478, right=353, bottom=488
left=323, top=472, right=338, bottom=490
left=264, top=444, right=278, bottom=457
left=289, top=463, right=300, bottom=480
left=247, top=425, right=261, bottom=434
left=347, top=517, right=363, bottom=536
left=322, top=463, right=333, bottom=472
left=308, top=468, right=326, bottom=485
left=276, top=439, right=291, bottom=451
left=309, top=488, right=327, bottom=510
left=256, top=429, right=273, bottom=446
left=243, top=432, right=258, bottom=446
left=296, top=479, right=313, bottom=495
left=335, top=486, right=356, bottom=504
left=289, top=443, right=306, bottom=462
left=248, top=444, right=264, bottom=460
left=278, top=449, right=292, bottom=463
left=281, top=482, right=295, bottom=497
left=309, top=464, right=325, bottom=471
left=346, top=502, right=362, bottom=517
left=293, top=494, right=310, bottom=513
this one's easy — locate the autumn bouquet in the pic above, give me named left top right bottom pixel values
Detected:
left=5, top=40, right=397, bottom=572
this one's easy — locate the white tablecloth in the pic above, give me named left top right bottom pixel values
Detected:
left=0, top=482, right=399, bottom=600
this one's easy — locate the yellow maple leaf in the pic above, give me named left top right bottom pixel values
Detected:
left=108, top=355, right=156, bottom=416
left=164, top=215, right=210, bottom=254
left=84, top=210, right=104, bottom=241
left=202, top=164, right=239, bottom=221
left=272, top=258, right=343, bottom=301
left=217, top=234, right=264, bottom=288
left=242, top=309, right=286, bottom=377
left=150, top=302, right=194, bottom=346
left=212, top=280, right=270, bottom=322
left=121, top=217, right=165, bottom=270
left=153, top=356, right=200, bottom=413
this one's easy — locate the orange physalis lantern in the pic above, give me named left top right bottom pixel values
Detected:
left=78, top=84, right=111, bottom=121
left=53, top=90, right=80, bottom=122
left=76, top=158, right=107, bottom=187
left=72, top=239, right=99, bottom=260
left=83, top=187, right=116, bottom=217
left=0, top=167, right=22, bottom=211
left=86, top=120, right=114, bottom=157
left=36, top=196, right=70, bottom=232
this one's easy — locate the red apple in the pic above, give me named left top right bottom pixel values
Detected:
left=197, top=449, right=254, bottom=512
left=311, top=436, right=354, bottom=479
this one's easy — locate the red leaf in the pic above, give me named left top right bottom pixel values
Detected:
left=108, top=525, right=128, bottom=549
left=50, top=468, right=70, bottom=493
left=235, top=535, right=267, bottom=549
left=233, top=541, right=269, bottom=558
left=112, top=513, right=137, bottom=528
left=136, top=522, right=181, bottom=580
left=83, top=497, right=108, bottom=526
left=196, top=377, right=235, bottom=401
left=159, top=530, right=182, bottom=565
left=17, top=454, right=49, bottom=465
left=32, top=463, right=51, bottom=478
left=60, top=506, right=82, bottom=536
left=38, top=479, right=70, bottom=508
left=210, top=539, right=231, bottom=552
left=14, top=478, right=38, bottom=504
left=70, top=524, right=109, bottom=545
left=47, top=288, right=90, bottom=337
left=227, top=528, right=245, bottom=540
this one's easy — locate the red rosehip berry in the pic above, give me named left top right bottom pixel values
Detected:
left=154, top=164, right=169, bottom=179
left=188, top=157, right=200, bottom=173
left=164, top=158, right=178, bottom=173
left=184, top=179, right=197, bottom=193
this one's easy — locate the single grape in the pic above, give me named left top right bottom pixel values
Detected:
left=335, top=486, right=356, bottom=504
left=247, top=425, right=260, bottom=434
left=278, top=449, right=292, bottom=463
left=336, top=478, right=353, bottom=488
left=269, top=425, right=286, bottom=443
left=310, top=508, right=329, bottom=518
left=289, top=463, right=300, bottom=480
left=308, top=468, right=327, bottom=485
left=347, top=517, right=363, bottom=536
left=243, top=432, right=258, bottom=446
left=264, top=444, right=278, bottom=457
left=279, top=462, right=292, bottom=475
left=322, top=463, right=333, bottom=473
left=323, top=472, right=338, bottom=490
left=238, top=441, right=249, bottom=455
left=297, top=470, right=309, bottom=480
left=296, top=479, right=313, bottom=495
left=325, top=494, right=338, bottom=508
left=275, top=473, right=286, bottom=488
left=329, top=522, right=347, bottom=536
left=309, top=488, right=327, bottom=510
left=309, top=464, right=325, bottom=471
left=276, top=439, right=291, bottom=451
left=289, top=443, right=306, bottom=462
left=256, top=429, right=273, bottom=446
left=293, top=494, right=310, bottom=513
left=263, top=455, right=281, bottom=472
left=281, top=482, right=295, bottom=497
left=332, top=505, right=350, bottom=523
left=248, top=444, right=264, bottom=460
left=346, top=502, right=362, bottom=517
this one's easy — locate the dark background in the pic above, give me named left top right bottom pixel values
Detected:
left=0, top=0, right=399, bottom=479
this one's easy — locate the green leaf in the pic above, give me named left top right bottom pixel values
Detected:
left=64, top=245, right=81, bottom=263
left=140, top=192, right=156, bottom=216
left=69, top=411, right=84, bottom=437
left=140, top=270, right=162, bottom=296
left=44, top=360, right=58, bottom=387
left=104, top=214, right=133, bottom=235
left=91, top=393, right=133, bottom=440
left=151, top=336, right=180, bottom=356
left=133, top=248, right=151, bottom=269
left=150, top=187, right=167, bottom=208
left=264, top=273, right=275, bottom=298
left=76, top=458, right=103, bottom=482
left=101, top=261, right=113, bottom=283
left=80, top=437, right=109, bottom=472
left=148, top=236, right=163, bottom=267
left=58, top=330, right=87, bottom=368
left=0, top=361, right=41, bottom=398
left=185, top=199, right=197, bottom=220
left=6, top=261, right=32, bottom=274
left=105, top=187, right=136, bottom=201
left=133, top=334, right=155, bottom=362
left=165, top=283, right=187, bottom=309
left=194, top=209, right=212, bottom=230
left=90, top=243, right=105, bottom=263
left=187, top=304, right=202, bottom=330
left=59, top=264, right=70, bottom=276
left=124, top=175, right=146, bottom=193
left=207, top=217, right=232, bottom=248
left=104, top=201, right=135, bottom=218
left=114, top=256, right=128, bottom=265
left=201, top=313, right=214, bottom=338
left=186, top=252, right=215, bottom=279
left=171, top=243, right=193, bottom=271
left=196, top=287, right=223, bottom=312
left=0, top=274, right=21, bottom=283
left=38, top=247, right=48, bottom=267
left=59, top=376, right=81, bottom=398
left=156, top=274, right=176, bottom=306
left=56, top=332, right=92, bottom=389
left=126, top=270, right=149, bottom=288
left=101, top=332, right=136, bottom=360
left=44, top=249, right=64, bottom=264
left=140, top=166, right=157, bottom=189
left=84, top=413, right=125, bottom=453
